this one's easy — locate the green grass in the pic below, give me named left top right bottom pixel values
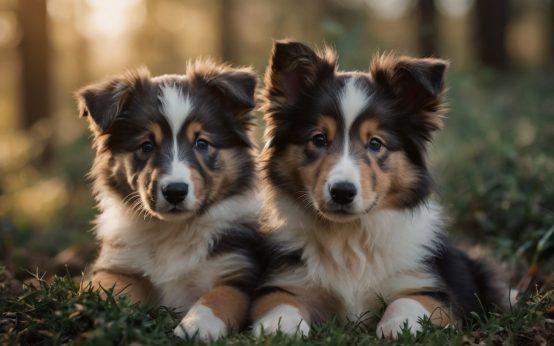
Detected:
left=1, top=269, right=553, bottom=345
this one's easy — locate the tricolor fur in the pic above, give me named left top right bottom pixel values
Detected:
left=76, top=61, right=262, bottom=341
left=252, top=41, right=506, bottom=339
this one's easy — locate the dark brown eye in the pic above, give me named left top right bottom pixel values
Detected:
left=141, top=141, right=155, bottom=154
left=367, top=137, right=383, bottom=152
left=311, top=134, right=327, bottom=148
left=194, top=138, right=210, bottom=152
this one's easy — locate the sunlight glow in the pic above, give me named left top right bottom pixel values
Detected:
left=0, top=11, right=18, bottom=47
left=46, top=0, right=74, bottom=21
left=366, top=0, right=416, bottom=20
left=436, top=0, right=475, bottom=17
left=80, top=0, right=145, bottom=39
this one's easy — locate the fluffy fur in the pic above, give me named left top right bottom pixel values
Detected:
left=252, top=40, right=507, bottom=339
left=76, top=61, right=263, bottom=341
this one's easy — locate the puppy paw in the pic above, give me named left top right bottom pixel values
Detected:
left=376, top=298, right=428, bottom=339
left=252, top=304, right=310, bottom=337
left=174, top=304, right=227, bottom=342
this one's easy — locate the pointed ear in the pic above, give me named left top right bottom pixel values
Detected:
left=75, top=67, right=151, bottom=132
left=265, top=40, right=336, bottom=104
left=207, top=68, right=257, bottom=112
left=371, top=55, right=448, bottom=131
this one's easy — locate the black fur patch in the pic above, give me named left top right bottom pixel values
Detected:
left=425, top=239, right=504, bottom=324
left=209, top=223, right=266, bottom=294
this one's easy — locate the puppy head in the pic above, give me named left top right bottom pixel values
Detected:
left=262, top=40, right=447, bottom=222
left=77, top=62, right=257, bottom=221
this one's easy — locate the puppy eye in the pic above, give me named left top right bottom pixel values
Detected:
left=367, top=137, right=383, bottom=152
left=311, top=134, right=327, bottom=148
left=141, top=141, right=155, bottom=154
left=195, top=138, right=210, bottom=152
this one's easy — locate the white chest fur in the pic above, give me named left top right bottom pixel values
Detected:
left=93, top=192, right=259, bottom=309
left=271, top=196, right=443, bottom=319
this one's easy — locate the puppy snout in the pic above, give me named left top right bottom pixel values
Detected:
left=162, top=182, right=189, bottom=205
left=330, top=182, right=357, bottom=205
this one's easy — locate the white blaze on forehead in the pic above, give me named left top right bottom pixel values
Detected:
left=158, top=83, right=193, bottom=165
left=325, top=76, right=369, bottom=199
left=339, top=77, right=370, bottom=131
left=158, top=84, right=193, bottom=136
left=157, top=83, right=196, bottom=210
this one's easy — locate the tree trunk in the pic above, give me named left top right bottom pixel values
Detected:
left=219, top=0, right=237, bottom=63
left=475, top=0, right=509, bottom=69
left=418, top=0, right=437, bottom=57
left=18, top=0, right=52, bottom=164
left=550, top=0, right=554, bottom=67
left=18, top=0, right=51, bottom=129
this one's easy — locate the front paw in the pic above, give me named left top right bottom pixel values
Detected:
left=376, top=298, right=428, bottom=339
left=174, top=304, right=227, bottom=342
left=252, top=304, right=310, bottom=337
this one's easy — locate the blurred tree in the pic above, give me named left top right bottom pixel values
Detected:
left=475, top=0, right=509, bottom=69
left=18, top=0, right=52, bottom=162
left=18, top=0, right=51, bottom=128
left=550, top=0, right=554, bottom=67
left=320, top=0, right=368, bottom=68
left=219, top=0, right=238, bottom=63
left=418, top=0, right=437, bottom=57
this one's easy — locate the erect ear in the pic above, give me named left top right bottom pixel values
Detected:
left=265, top=40, right=336, bottom=104
left=75, top=67, right=151, bottom=132
left=371, top=55, right=448, bottom=132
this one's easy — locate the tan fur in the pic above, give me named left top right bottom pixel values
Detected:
left=198, top=286, right=249, bottom=330
left=359, top=158, right=384, bottom=206
left=251, top=291, right=310, bottom=323
left=149, top=123, right=163, bottom=145
left=299, top=287, right=344, bottom=324
left=275, top=145, right=304, bottom=185
left=319, top=116, right=338, bottom=142
left=306, top=153, right=341, bottom=208
left=358, top=118, right=381, bottom=144
left=85, top=269, right=156, bottom=304
left=398, top=292, right=454, bottom=327
left=307, top=222, right=373, bottom=276
left=216, top=149, right=243, bottom=194
left=185, top=121, right=203, bottom=142
left=189, top=168, right=205, bottom=207
left=205, top=156, right=227, bottom=202
left=381, top=152, right=418, bottom=209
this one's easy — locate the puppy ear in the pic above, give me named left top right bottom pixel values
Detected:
left=75, top=67, right=151, bottom=132
left=371, top=55, right=448, bottom=132
left=187, top=61, right=257, bottom=115
left=265, top=40, right=336, bottom=104
left=207, top=68, right=257, bottom=112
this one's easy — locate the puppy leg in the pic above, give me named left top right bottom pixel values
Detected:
left=251, top=291, right=310, bottom=337
left=84, top=269, right=154, bottom=304
left=174, top=285, right=248, bottom=342
left=376, top=294, right=452, bottom=339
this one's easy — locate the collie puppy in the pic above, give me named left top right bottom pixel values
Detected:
left=76, top=62, right=261, bottom=341
left=251, top=41, right=506, bottom=339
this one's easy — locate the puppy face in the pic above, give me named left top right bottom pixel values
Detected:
left=262, top=41, right=447, bottom=222
left=77, top=63, right=257, bottom=221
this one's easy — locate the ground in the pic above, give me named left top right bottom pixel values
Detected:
left=0, top=270, right=552, bottom=345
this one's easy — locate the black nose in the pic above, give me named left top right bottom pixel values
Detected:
left=330, top=182, right=357, bottom=205
left=162, top=182, right=189, bottom=205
